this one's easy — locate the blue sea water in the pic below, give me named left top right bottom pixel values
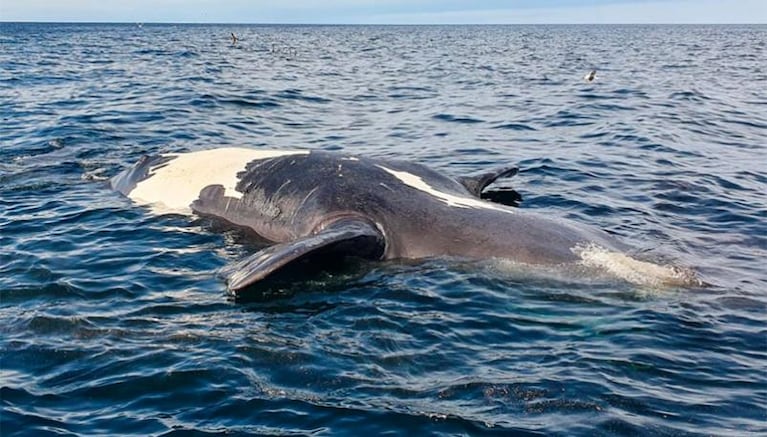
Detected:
left=1, top=22, right=766, bottom=436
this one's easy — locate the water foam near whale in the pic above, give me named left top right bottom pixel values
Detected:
left=572, top=243, right=704, bottom=288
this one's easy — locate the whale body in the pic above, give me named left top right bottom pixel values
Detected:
left=111, top=147, right=698, bottom=294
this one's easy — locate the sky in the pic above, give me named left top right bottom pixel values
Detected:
left=1, top=0, right=765, bottom=24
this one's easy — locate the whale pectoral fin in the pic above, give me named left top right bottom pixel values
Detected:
left=457, top=166, right=519, bottom=196
left=221, top=219, right=385, bottom=294
left=457, top=166, right=522, bottom=207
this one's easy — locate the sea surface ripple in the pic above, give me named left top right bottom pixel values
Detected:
left=1, top=23, right=766, bottom=436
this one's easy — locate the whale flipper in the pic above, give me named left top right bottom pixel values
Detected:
left=457, top=166, right=518, bottom=196
left=457, top=166, right=522, bottom=206
left=221, top=218, right=385, bottom=293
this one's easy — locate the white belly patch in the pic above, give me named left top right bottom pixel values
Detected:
left=128, top=147, right=309, bottom=214
left=376, top=165, right=514, bottom=214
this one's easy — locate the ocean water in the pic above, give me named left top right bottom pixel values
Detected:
left=1, top=23, right=766, bottom=436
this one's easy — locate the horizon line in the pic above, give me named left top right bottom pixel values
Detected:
left=2, top=20, right=765, bottom=26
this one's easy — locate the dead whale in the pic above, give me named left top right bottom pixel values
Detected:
left=111, top=147, right=700, bottom=294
